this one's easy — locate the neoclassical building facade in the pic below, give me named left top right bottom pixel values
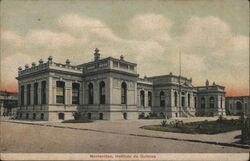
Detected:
left=16, top=49, right=226, bottom=121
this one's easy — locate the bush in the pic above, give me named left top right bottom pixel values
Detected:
left=161, top=120, right=167, bottom=127
left=73, top=112, right=81, bottom=120
left=216, top=115, right=226, bottom=123
left=139, top=113, right=145, bottom=119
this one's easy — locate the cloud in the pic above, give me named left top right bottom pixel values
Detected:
left=57, top=14, right=119, bottom=41
left=128, top=13, right=172, bottom=43
left=24, top=30, right=77, bottom=48
left=0, top=14, right=248, bottom=96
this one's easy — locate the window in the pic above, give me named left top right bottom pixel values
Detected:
left=220, top=96, right=223, bottom=108
left=209, top=97, right=214, bottom=108
left=58, top=113, right=65, bottom=120
left=88, top=83, right=94, bottom=104
left=34, top=83, right=38, bottom=105
left=99, top=113, right=103, bottom=120
left=72, top=83, right=80, bottom=105
left=174, top=92, right=177, bottom=106
left=26, top=113, right=29, bottom=119
left=121, top=82, right=127, bottom=104
left=56, top=81, right=65, bottom=104
left=41, top=81, right=46, bottom=104
left=20, top=113, right=22, bottom=119
left=21, top=85, right=24, bottom=106
left=194, top=96, right=197, bottom=108
left=236, top=102, right=242, bottom=110
left=123, top=113, right=127, bottom=120
left=201, top=97, right=205, bottom=108
left=148, top=91, right=152, bottom=107
left=40, top=113, right=44, bottom=120
left=27, top=84, right=31, bottom=105
left=160, top=91, right=165, bottom=107
left=99, top=81, right=105, bottom=104
left=88, top=113, right=91, bottom=119
left=188, top=93, right=190, bottom=107
left=33, top=113, right=36, bottom=120
left=140, top=91, right=145, bottom=106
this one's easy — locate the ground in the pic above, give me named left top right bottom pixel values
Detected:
left=0, top=116, right=248, bottom=153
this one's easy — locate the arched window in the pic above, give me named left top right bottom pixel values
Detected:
left=160, top=91, right=165, bottom=107
left=99, top=81, right=106, bottom=104
left=236, top=102, right=242, bottom=110
left=21, top=85, right=24, bottom=106
left=72, top=83, right=80, bottom=105
left=33, top=113, right=36, bottom=120
left=56, top=81, right=65, bottom=104
left=41, top=81, right=46, bottom=104
left=27, top=84, right=31, bottom=105
left=174, top=92, right=177, bottom=106
left=121, top=82, right=127, bottom=104
left=201, top=97, right=205, bottom=108
left=88, top=83, right=94, bottom=104
left=34, top=83, right=38, bottom=105
left=188, top=93, right=190, bottom=107
left=40, top=113, right=44, bottom=120
left=148, top=91, right=152, bottom=107
left=209, top=97, right=214, bottom=108
left=140, top=91, right=145, bottom=106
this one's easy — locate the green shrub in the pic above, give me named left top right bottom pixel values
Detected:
left=161, top=120, right=167, bottom=127
left=139, top=113, right=145, bottom=119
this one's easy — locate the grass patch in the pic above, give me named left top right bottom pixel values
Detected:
left=141, top=119, right=241, bottom=134
left=61, top=119, right=93, bottom=123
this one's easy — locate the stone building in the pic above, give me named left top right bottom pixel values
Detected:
left=226, top=96, right=249, bottom=116
left=0, top=91, right=18, bottom=116
left=16, top=49, right=226, bottom=121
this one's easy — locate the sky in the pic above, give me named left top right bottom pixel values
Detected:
left=0, top=0, right=249, bottom=96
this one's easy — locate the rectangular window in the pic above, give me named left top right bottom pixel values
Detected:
left=72, top=83, right=79, bottom=105
left=148, top=92, right=152, bottom=107
left=56, top=81, right=65, bottom=104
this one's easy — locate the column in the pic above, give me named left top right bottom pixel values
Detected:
left=94, top=81, right=98, bottom=104
left=145, top=90, right=148, bottom=107
left=30, top=83, right=34, bottom=105
left=65, top=81, right=72, bottom=105
left=79, top=81, right=84, bottom=105
left=38, top=82, right=41, bottom=104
